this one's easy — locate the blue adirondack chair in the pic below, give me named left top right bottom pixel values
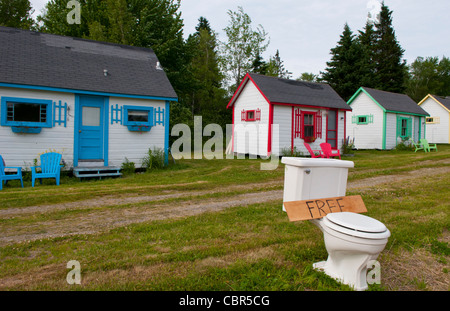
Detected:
left=31, top=152, right=62, bottom=187
left=0, top=155, right=24, bottom=190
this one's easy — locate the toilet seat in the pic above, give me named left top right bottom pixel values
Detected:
left=322, top=212, right=391, bottom=240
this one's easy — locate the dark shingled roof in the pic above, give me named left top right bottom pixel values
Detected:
left=229, top=73, right=351, bottom=110
left=0, top=26, right=177, bottom=99
left=360, top=87, right=428, bottom=116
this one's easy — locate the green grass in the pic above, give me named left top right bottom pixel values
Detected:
left=0, top=145, right=449, bottom=291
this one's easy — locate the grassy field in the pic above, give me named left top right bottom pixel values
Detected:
left=0, top=146, right=449, bottom=291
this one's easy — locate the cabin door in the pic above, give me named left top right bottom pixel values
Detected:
left=326, top=109, right=338, bottom=148
left=75, top=95, right=108, bottom=165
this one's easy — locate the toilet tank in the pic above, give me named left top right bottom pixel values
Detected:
left=281, top=157, right=355, bottom=209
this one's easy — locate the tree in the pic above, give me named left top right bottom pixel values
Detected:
left=221, top=6, right=269, bottom=92
left=298, top=73, right=318, bottom=82
left=320, top=23, right=365, bottom=100
left=0, top=0, right=35, bottom=29
left=372, top=2, right=407, bottom=93
left=357, top=20, right=377, bottom=88
left=186, top=17, right=228, bottom=126
left=265, top=50, right=291, bottom=79
left=405, top=56, right=450, bottom=102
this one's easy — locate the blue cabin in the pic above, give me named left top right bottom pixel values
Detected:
left=0, top=26, right=177, bottom=173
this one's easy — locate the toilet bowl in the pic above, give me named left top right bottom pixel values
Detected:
left=311, top=212, right=390, bottom=291
left=281, top=157, right=391, bottom=291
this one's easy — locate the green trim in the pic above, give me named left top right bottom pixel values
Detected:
left=347, top=87, right=386, bottom=112
left=382, top=111, right=386, bottom=150
left=385, top=110, right=428, bottom=117
left=352, top=114, right=373, bottom=124
left=418, top=117, right=422, bottom=141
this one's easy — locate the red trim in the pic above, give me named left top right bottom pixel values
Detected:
left=291, top=106, right=294, bottom=154
left=232, top=107, right=235, bottom=152
left=245, top=110, right=256, bottom=121
left=267, top=103, right=274, bottom=155
left=271, top=102, right=352, bottom=111
left=227, top=73, right=271, bottom=109
left=325, top=109, right=338, bottom=149
left=227, top=74, right=250, bottom=109
left=343, top=111, right=346, bottom=145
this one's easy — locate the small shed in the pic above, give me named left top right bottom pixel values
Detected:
left=418, top=94, right=450, bottom=144
left=0, top=26, right=177, bottom=174
left=227, top=73, right=351, bottom=157
left=346, top=87, right=429, bottom=150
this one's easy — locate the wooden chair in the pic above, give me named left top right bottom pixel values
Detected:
left=413, top=141, right=424, bottom=152
left=320, top=143, right=341, bottom=160
left=0, top=155, right=24, bottom=190
left=31, top=152, right=62, bottom=187
left=420, top=139, right=437, bottom=152
left=304, top=142, right=324, bottom=158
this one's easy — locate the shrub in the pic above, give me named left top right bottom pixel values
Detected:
left=121, top=158, right=136, bottom=175
left=142, top=147, right=165, bottom=171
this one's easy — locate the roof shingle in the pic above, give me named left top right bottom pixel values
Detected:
left=0, top=26, right=177, bottom=99
left=247, top=73, right=350, bottom=110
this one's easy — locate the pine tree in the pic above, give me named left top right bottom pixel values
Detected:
left=320, top=23, right=364, bottom=101
left=266, top=50, right=291, bottom=79
left=186, top=17, right=228, bottom=126
left=357, top=20, right=377, bottom=88
left=372, top=2, right=407, bottom=93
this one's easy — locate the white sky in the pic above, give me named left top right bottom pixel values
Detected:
left=30, top=0, right=450, bottom=78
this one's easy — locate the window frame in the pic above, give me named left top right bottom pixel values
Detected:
left=246, top=110, right=256, bottom=121
left=303, top=112, right=315, bottom=138
left=1, top=97, right=53, bottom=128
left=397, top=116, right=412, bottom=140
left=426, top=117, right=439, bottom=124
left=241, top=109, right=261, bottom=122
left=123, top=105, right=154, bottom=127
left=293, top=109, right=322, bottom=141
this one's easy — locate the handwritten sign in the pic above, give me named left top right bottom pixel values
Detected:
left=283, top=195, right=367, bottom=222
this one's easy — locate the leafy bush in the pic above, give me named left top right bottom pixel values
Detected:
left=121, top=158, right=136, bottom=175
left=142, top=147, right=165, bottom=171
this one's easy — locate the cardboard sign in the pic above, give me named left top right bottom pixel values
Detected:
left=283, top=195, right=367, bottom=222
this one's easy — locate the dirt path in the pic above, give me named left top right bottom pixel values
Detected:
left=0, top=165, right=449, bottom=246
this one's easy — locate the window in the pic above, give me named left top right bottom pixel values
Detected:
left=241, top=109, right=261, bottom=122
left=303, top=113, right=314, bottom=137
left=123, top=105, right=154, bottom=132
left=293, top=109, right=322, bottom=141
left=1, top=97, right=53, bottom=128
left=426, top=117, right=440, bottom=124
left=352, top=115, right=373, bottom=125
left=397, top=116, right=412, bottom=140
left=128, top=110, right=149, bottom=123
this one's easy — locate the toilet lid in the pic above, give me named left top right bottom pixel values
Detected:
left=323, top=212, right=390, bottom=239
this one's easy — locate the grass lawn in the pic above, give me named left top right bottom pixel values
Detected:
left=0, top=145, right=449, bottom=291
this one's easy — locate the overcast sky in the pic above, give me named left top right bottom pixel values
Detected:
left=30, top=0, right=450, bottom=79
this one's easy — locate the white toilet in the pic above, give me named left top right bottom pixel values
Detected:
left=281, top=157, right=390, bottom=291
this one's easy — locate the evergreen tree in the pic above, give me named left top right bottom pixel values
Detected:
left=320, top=23, right=364, bottom=101
left=372, top=2, right=407, bottom=93
left=186, top=17, right=228, bottom=126
left=357, top=20, right=377, bottom=88
left=251, top=53, right=269, bottom=75
left=266, top=50, right=291, bottom=79
left=0, top=0, right=35, bottom=29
